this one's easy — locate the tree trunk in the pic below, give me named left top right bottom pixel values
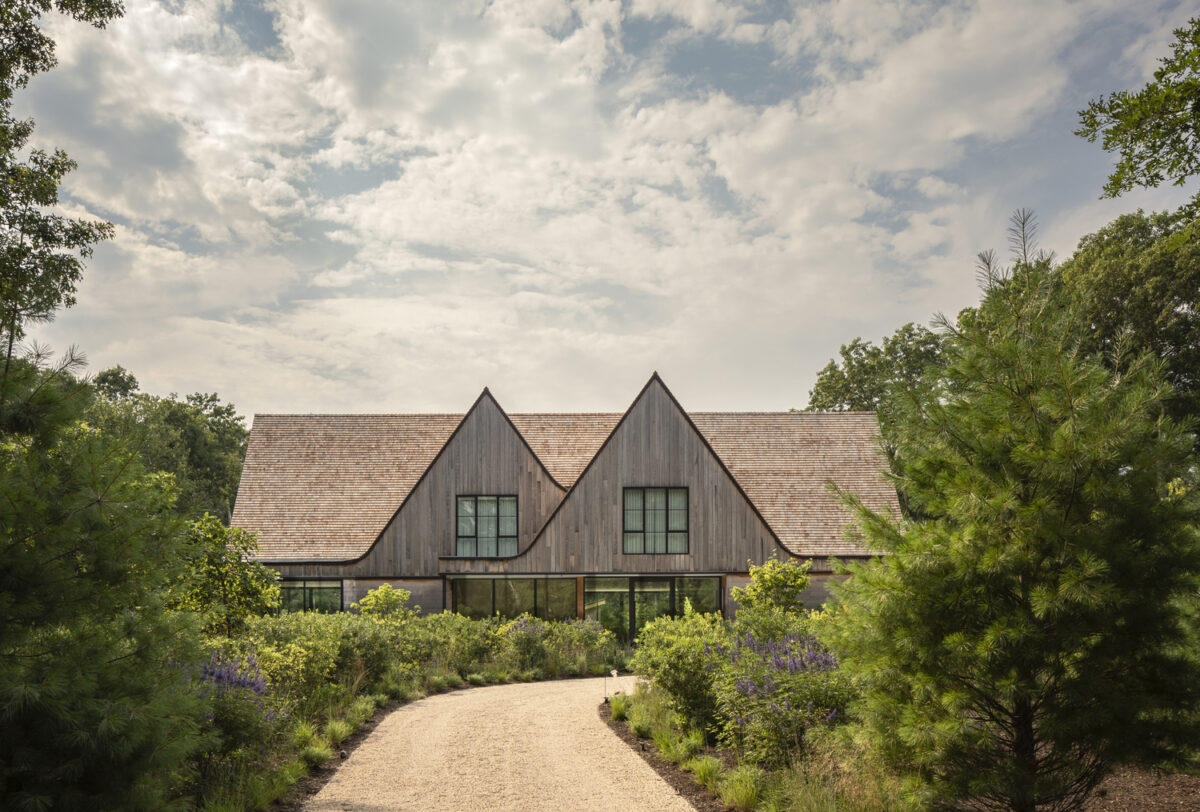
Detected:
left=1012, top=697, right=1038, bottom=812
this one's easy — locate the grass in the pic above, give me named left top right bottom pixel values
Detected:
left=609, top=693, right=630, bottom=721
left=325, top=718, right=353, bottom=746
left=300, top=742, right=333, bottom=768
left=685, top=755, right=724, bottom=792
left=466, top=672, right=487, bottom=686
left=720, top=764, right=765, bottom=812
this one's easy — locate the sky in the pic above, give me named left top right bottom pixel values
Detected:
left=17, top=0, right=1197, bottom=419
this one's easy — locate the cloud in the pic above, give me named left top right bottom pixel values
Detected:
left=21, top=0, right=1199, bottom=418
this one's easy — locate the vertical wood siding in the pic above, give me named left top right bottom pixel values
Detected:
left=440, top=379, right=788, bottom=575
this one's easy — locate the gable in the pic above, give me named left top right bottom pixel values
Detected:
left=448, top=375, right=788, bottom=574
left=358, top=389, right=567, bottom=576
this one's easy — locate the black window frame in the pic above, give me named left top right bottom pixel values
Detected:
left=622, top=486, right=688, bottom=555
left=456, top=495, right=519, bottom=558
left=279, top=579, right=343, bottom=613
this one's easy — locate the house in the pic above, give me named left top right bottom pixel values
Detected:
left=231, top=373, right=899, bottom=645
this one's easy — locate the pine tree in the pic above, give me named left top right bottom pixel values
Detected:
left=0, top=356, right=206, bottom=810
left=831, top=260, right=1200, bottom=811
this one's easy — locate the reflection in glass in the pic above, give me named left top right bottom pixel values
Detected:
left=585, top=577, right=632, bottom=646
left=496, top=579, right=535, bottom=617
left=677, top=577, right=720, bottom=614
left=633, top=579, right=672, bottom=641
left=539, top=579, right=577, bottom=621
left=453, top=579, right=493, bottom=619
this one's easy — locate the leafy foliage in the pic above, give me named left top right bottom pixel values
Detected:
left=351, top=583, right=417, bottom=619
left=169, top=514, right=280, bottom=636
left=730, top=558, right=818, bottom=641
left=1077, top=18, right=1200, bottom=207
left=630, top=605, right=727, bottom=734
left=87, top=370, right=249, bottom=521
left=1059, top=209, right=1200, bottom=430
left=831, top=261, right=1200, bottom=811
left=0, top=2, right=120, bottom=385
left=806, top=322, right=945, bottom=413
left=712, top=631, right=853, bottom=768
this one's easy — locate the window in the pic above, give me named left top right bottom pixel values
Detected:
left=456, top=496, right=518, bottom=557
left=280, top=580, right=342, bottom=613
left=451, top=578, right=577, bottom=620
left=623, top=487, right=688, bottom=554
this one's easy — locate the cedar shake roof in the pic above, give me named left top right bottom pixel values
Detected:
left=234, top=398, right=899, bottom=562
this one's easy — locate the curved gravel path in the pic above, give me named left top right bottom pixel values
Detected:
left=304, top=676, right=695, bottom=812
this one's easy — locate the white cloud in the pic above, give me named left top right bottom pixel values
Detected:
left=21, top=0, right=1199, bottom=417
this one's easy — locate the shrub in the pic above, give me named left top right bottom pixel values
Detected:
left=499, top=615, right=549, bottom=670
left=196, top=651, right=283, bottom=778
left=630, top=605, right=727, bottom=732
left=420, top=612, right=500, bottom=675
left=712, top=631, right=852, bottom=768
left=731, top=559, right=814, bottom=642
left=351, top=583, right=417, bottom=619
left=466, top=673, right=487, bottom=686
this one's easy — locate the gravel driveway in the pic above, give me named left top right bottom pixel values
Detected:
left=304, top=675, right=695, bottom=812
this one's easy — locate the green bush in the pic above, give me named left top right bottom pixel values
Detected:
left=630, top=605, right=727, bottom=733
left=466, top=673, right=487, bottom=686
left=610, top=693, right=630, bottom=721
left=420, top=612, right=500, bottom=675
left=195, top=652, right=284, bottom=783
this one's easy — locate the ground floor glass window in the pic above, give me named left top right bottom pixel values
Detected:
left=583, top=576, right=721, bottom=646
left=280, top=580, right=343, bottom=613
left=451, top=578, right=577, bottom=620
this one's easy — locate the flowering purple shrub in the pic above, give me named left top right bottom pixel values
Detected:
left=197, top=651, right=283, bottom=772
left=711, top=631, right=852, bottom=767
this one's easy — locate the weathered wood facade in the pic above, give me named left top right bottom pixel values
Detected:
left=440, top=378, right=789, bottom=575
left=235, top=373, right=899, bottom=623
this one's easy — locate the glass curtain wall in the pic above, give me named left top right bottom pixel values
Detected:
left=584, top=576, right=721, bottom=646
left=451, top=578, right=577, bottom=620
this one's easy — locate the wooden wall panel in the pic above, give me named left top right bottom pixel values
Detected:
left=440, top=379, right=789, bottom=576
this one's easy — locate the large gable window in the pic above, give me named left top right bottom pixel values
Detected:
left=623, top=487, right=688, bottom=554
left=457, top=496, right=518, bottom=557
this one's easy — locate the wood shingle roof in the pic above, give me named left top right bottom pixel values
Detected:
left=233, top=402, right=899, bottom=563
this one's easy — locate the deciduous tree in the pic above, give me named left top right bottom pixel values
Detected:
left=1077, top=17, right=1200, bottom=208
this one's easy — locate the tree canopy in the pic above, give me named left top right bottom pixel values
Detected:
left=805, top=322, right=944, bottom=413
left=1077, top=17, right=1200, bottom=208
left=87, top=368, right=249, bottom=522
left=1059, top=209, right=1200, bottom=428
left=0, top=1, right=118, bottom=395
